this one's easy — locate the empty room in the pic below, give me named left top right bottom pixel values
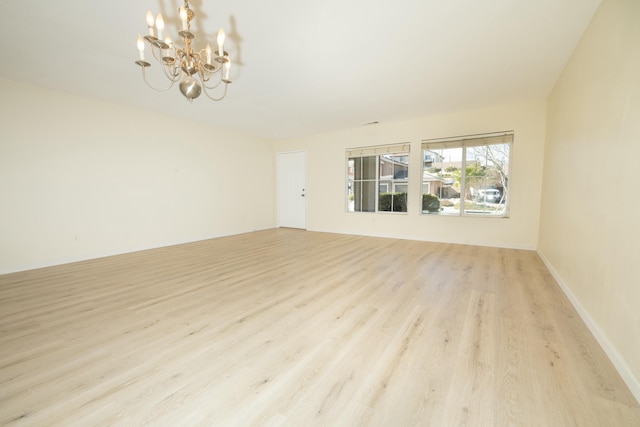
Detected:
left=1, top=0, right=639, bottom=425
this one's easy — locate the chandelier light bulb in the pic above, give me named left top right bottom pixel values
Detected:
left=156, top=14, right=165, bottom=40
left=163, top=35, right=172, bottom=59
left=224, top=59, right=231, bottom=80
left=217, top=28, right=225, bottom=55
left=137, top=35, right=145, bottom=60
left=206, top=44, right=212, bottom=64
left=146, top=10, right=155, bottom=35
left=180, top=7, right=188, bottom=30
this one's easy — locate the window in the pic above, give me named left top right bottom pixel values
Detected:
left=347, top=143, right=410, bottom=213
left=421, top=132, right=512, bottom=217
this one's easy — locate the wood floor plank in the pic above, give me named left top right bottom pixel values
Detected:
left=0, top=228, right=638, bottom=426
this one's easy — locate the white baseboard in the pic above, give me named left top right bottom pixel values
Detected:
left=537, top=250, right=640, bottom=404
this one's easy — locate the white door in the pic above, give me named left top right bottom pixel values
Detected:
left=277, top=151, right=306, bottom=229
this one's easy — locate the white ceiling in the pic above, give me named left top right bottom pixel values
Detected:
left=0, top=0, right=601, bottom=140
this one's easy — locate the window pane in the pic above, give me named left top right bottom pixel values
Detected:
left=347, top=180, right=354, bottom=212
left=351, top=155, right=376, bottom=180
left=352, top=181, right=376, bottom=212
left=378, top=191, right=407, bottom=212
left=361, top=181, right=376, bottom=212
left=348, top=156, right=376, bottom=212
left=351, top=157, right=361, bottom=180
left=361, top=156, right=376, bottom=179
left=347, top=159, right=355, bottom=212
left=394, top=191, right=407, bottom=212
left=353, top=181, right=362, bottom=211
left=379, top=153, right=409, bottom=213
left=422, top=147, right=462, bottom=214
left=394, top=184, right=408, bottom=193
left=463, top=143, right=509, bottom=216
left=379, top=191, right=392, bottom=211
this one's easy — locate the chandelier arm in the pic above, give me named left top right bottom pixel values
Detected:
left=140, top=67, right=176, bottom=91
left=201, top=71, right=224, bottom=90
left=196, top=63, right=224, bottom=90
left=160, top=60, right=182, bottom=82
left=160, top=48, right=185, bottom=81
left=203, top=78, right=223, bottom=90
left=201, top=81, right=228, bottom=101
left=149, top=43, right=164, bottom=64
left=148, top=42, right=177, bottom=73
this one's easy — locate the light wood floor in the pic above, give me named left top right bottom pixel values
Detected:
left=1, top=229, right=638, bottom=426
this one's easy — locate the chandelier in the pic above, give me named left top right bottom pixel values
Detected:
left=135, top=1, right=232, bottom=102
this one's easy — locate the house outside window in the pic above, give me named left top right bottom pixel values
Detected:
left=421, top=132, right=512, bottom=217
left=346, top=143, right=410, bottom=213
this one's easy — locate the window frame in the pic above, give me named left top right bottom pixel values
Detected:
left=346, top=143, right=410, bottom=214
left=421, top=132, right=513, bottom=218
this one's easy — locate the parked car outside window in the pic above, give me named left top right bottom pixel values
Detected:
left=476, top=189, right=501, bottom=203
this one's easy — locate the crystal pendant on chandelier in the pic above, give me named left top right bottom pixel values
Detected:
left=134, top=0, right=232, bottom=102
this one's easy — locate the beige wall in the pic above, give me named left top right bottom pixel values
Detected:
left=0, top=79, right=277, bottom=274
left=275, top=101, right=547, bottom=249
left=539, top=0, right=640, bottom=400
